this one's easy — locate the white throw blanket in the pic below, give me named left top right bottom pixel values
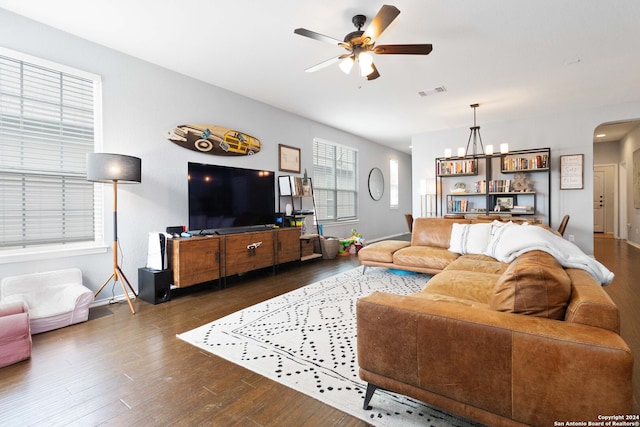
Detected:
left=485, top=222, right=614, bottom=285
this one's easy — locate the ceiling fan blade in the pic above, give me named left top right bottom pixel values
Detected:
left=373, top=44, right=433, bottom=55
left=363, top=5, right=400, bottom=43
left=366, top=63, right=380, bottom=81
left=304, top=54, right=350, bottom=73
left=294, top=28, right=348, bottom=48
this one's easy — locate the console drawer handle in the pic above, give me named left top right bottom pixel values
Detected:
left=247, top=241, right=262, bottom=250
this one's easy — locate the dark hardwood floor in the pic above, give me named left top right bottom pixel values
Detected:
left=595, top=235, right=640, bottom=415
left=1, top=237, right=638, bottom=426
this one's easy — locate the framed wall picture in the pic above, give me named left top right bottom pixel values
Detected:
left=279, top=144, right=301, bottom=173
left=560, top=154, right=584, bottom=189
left=495, top=196, right=515, bottom=210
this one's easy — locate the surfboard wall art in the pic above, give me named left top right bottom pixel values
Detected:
left=166, top=124, right=261, bottom=156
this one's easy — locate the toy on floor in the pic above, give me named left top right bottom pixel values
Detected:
left=338, top=229, right=366, bottom=255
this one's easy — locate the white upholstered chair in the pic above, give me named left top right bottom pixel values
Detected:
left=0, top=268, right=94, bottom=334
left=0, top=301, right=32, bottom=367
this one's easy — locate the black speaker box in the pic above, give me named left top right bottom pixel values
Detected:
left=138, top=268, right=172, bottom=305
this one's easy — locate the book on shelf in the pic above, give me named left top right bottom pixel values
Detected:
left=510, top=205, right=532, bottom=213
left=502, top=154, right=549, bottom=171
left=473, top=179, right=517, bottom=193
left=447, top=199, right=469, bottom=213
left=488, top=179, right=511, bottom=193
left=438, top=159, right=476, bottom=175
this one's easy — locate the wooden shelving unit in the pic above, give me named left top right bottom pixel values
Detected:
left=278, top=175, right=322, bottom=260
left=436, top=147, right=551, bottom=225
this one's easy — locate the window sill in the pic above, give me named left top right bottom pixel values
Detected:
left=0, top=242, right=108, bottom=264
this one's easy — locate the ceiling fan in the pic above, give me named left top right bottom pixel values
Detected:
left=294, top=4, right=432, bottom=81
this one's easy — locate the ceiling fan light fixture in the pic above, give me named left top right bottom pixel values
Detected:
left=339, top=56, right=355, bottom=74
left=358, top=52, right=374, bottom=77
left=294, top=5, right=433, bottom=80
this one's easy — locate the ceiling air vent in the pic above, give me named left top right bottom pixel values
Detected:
left=418, top=86, right=447, bottom=97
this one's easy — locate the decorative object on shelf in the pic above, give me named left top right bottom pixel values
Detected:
left=560, top=154, right=584, bottom=190
left=302, top=169, right=311, bottom=195
left=451, top=182, right=466, bottom=194
left=495, top=196, right=515, bottom=211
left=512, top=172, right=532, bottom=192
left=278, top=144, right=301, bottom=173
left=165, top=124, right=261, bottom=156
left=86, top=152, right=142, bottom=314
left=368, top=167, right=384, bottom=201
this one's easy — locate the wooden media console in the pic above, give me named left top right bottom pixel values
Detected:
left=167, top=227, right=303, bottom=288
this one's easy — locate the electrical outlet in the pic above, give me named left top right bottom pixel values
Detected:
left=568, top=234, right=575, bottom=242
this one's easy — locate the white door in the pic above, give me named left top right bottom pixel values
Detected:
left=593, top=170, right=604, bottom=233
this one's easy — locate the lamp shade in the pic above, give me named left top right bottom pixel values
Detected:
left=86, top=153, right=142, bottom=183
left=339, top=56, right=354, bottom=74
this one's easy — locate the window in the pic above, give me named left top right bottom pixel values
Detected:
left=312, top=138, right=358, bottom=221
left=0, top=48, right=102, bottom=256
left=389, top=159, right=399, bottom=208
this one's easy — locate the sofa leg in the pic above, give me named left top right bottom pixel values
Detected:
left=363, top=383, right=378, bottom=410
left=362, top=265, right=368, bottom=274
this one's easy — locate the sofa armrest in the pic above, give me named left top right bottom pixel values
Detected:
left=0, top=301, right=27, bottom=317
left=356, top=292, right=633, bottom=425
left=0, top=309, right=30, bottom=343
left=57, top=284, right=94, bottom=304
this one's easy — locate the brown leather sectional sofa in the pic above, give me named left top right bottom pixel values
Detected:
left=356, top=217, right=633, bottom=426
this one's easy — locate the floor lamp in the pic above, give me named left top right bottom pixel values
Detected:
left=87, top=153, right=142, bottom=314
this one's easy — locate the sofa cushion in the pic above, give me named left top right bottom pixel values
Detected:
left=357, top=240, right=411, bottom=263
left=448, top=222, right=492, bottom=255
left=410, top=290, right=491, bottom=310
left=423, top=270, right=501, bottom=304
left=444, top=255, right=509, bottom=275
left=490, top=250, right=571, bottom=319
left=393, top=246, right=460, bottom=271
left=412, top=218, right=471, bottom=249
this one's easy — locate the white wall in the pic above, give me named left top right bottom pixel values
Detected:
left=412, top=104, right=640, bottom=256
left=0, top=10, right=412, bottom=301
left=594, top=140, right=622, bottom=165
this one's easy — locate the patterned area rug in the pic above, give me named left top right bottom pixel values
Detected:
left=177, top=266, right=481, bottom=427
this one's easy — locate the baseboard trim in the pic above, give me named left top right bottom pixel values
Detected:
left=626, top=240, right=640, bottom=251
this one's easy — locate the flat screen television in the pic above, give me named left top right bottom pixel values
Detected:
left=188, top=162, right=276, bottom=234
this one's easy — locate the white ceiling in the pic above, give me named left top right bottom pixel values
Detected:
left=2, top=0, right=640, bottom=153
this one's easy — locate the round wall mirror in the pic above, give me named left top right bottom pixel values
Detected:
left=368, top=167, right=384, bottom=201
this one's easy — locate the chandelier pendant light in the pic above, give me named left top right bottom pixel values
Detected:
left=464, top=103, right=485, bottom=158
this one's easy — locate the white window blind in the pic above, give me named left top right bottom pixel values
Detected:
left=390, top=159, right=399, bottom=208
left=312, top=138, right=358, bottom=221
left=0, top=50, right=101, bottom=251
